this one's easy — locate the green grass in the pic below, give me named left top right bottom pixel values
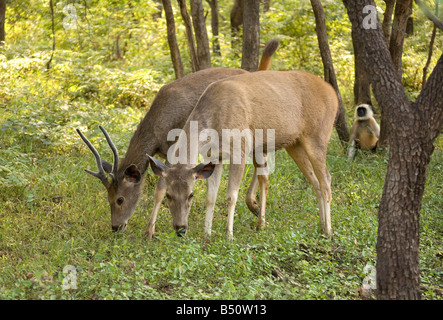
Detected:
left=0, top=122, right=441, bottom=299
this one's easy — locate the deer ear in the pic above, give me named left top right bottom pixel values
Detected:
left=147, top=155, right=169, bottom=177
left=193, top=162, right=216, bottom=180
left=124, top=164, right=141, bottom=184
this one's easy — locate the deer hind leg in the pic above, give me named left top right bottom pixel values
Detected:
left=255, top=167, right=269, bottom=231
left=225, top=162, right=246, bottom=240
left=245, top=168, right=260, bottom=216
left=146, top=176, right=166, bottom=238
left=285, top=141, right=332, bottom=236
left=204, top=163, right=223, bottom=237
left=252, top=156, right=269, bottom=231
left=245, top=154, right=268, bottom=218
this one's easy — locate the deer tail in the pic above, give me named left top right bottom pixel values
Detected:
left=257, top=39, right=279, bottom=71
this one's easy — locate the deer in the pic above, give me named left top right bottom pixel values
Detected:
left=148, top=69, right=338, bottom=240
left=76, top=40, right=279, bottom=235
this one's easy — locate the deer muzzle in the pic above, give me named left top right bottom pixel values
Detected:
left=112, top=224, right=127, bottom=232
left=175, top=226, right=188, bottom=237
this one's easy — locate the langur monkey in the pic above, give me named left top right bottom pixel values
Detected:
left=347, top=104, right=380, bottom=161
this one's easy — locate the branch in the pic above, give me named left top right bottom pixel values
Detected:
left=416, top=53, right=443, bottom=142
left=415, top=0, right=443, bottom=31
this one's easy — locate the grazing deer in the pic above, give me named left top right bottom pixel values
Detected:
left=76, top=40, right=279, bottom=233
left=148, top=69, right=338, bottom=239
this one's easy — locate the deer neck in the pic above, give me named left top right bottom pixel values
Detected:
left=119, top=122, right=158, bottom=174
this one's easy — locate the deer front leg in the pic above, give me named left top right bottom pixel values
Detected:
left=146, top=176, right=166, bottom=238
left=204, top=163, right=223, bottom=237
left=226, top=162, right=246, bottom=240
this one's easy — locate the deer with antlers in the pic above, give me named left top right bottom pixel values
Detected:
left=76, top=40, right=279, bottom=234
left=148, top=69, right=338, bottom=239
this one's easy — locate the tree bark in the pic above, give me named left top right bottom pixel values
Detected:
left=261, top=0, right=271, bottom=12
left=241, top=0, right=260, bottom=71
left=152, top=0, right=163, bottom=20
left=206, top=0, right=220, bottom=56
left=0, top=0, right=5, bottom=44
left=310, top=0, right=350, bottom=146
left=162, top=0, right=184, bottom=79
left=352, top=22, right=373, bottom=106
left=382, top=0, right=396, bottom=46
left=343, top=0, right=443, bottom=300
left=389, top=0, right=412, bottom=76
left=190, top=0, right=211, bottom=70
left=177, top=0, right=199, bottom=72
left=230, top=0, right=243, bottom=53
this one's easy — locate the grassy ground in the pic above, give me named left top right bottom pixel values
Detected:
left=0, top=120, right=442, bottom=299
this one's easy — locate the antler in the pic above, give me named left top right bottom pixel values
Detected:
left=76, top=126, right=119, bottom=187
left=98, top=125, right=119, bottom=178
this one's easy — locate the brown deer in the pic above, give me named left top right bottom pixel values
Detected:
left=76, top=40, right=279, bottom=234
left=148, top=69, right=338, bottom=239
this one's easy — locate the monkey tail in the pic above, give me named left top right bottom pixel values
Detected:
left=257, top=39, right=279, bottom=71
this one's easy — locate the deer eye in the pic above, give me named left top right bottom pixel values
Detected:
left=188, top=193, right=194, bottom=201
left=166, top=193, right=172, bottom=200
left=117, top=197, right=124, bottom=205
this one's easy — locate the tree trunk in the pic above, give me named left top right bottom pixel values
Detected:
left=378, top=0, right=411, bottom=147
left=241, top=0, right=260, bottom=71
left=46, top=0, right=56, bottom=70
left=352, top=28, right=373, bottom=106
left=0, top=0, right=5, bottom=44
left=261, top=0, right=271, bottom=12
left=190, top=0, right=211, bottom=70
left=177, top=0, right=199, bottom=72
left=343, top=0, right=443, bottom=300
left=206, top=0, right=220, bottom=56
left=152, top=0, right=163, bottom=20
left=389, top=0, right=412, bottom=76
left=162, top=0, right=184, bottom=79
left=230, top=0, right=243, bottom=53
left=382, top=0, right=396, bottom=46
left=310, top=0, right=350, bottom=146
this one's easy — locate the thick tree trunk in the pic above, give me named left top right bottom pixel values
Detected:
left=343, top=0, right=443, bottom=300
left=177, top=0, right=199, bottom=72
left=190, top=0, right=211, bottom=70
left=241, top=0, right=260, bottom=71
left=381, top=0, right=412, bottom=148
left=162, top=0, right=184, bottom=79
left=310, top=0, right=350, bottom=146
left=0, top=0, right=5, bottom=44
left=352, top=28, right=373, bottom=106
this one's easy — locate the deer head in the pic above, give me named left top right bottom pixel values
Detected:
left=147, top=155, right=216, bottom=236
left=76, top=126, right=144, bottom=231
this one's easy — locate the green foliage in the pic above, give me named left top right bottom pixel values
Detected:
left=0, top=0, right=442, bottom=300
